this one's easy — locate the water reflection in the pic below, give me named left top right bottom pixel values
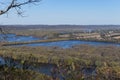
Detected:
left=0, top=34, right=39, bottom=42
left=16, top=40, right=120, bottom=48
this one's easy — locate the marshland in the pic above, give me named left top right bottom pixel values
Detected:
left=0, top=25, right=120, bottom=80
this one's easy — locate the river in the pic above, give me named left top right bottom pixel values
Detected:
left=1, top=34, right=120, bottom=48
left=0, top=34, right=39, bottom=42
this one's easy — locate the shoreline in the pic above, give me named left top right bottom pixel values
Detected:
left=1, top=38, right=120, bottom=46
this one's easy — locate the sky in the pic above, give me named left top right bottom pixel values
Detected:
left=0, top=0, right=120, bottom=25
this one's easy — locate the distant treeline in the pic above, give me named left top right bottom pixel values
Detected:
left=1, top=25, right=120, bottom=31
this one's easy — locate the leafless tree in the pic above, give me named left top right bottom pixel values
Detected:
left=0, top=0, right=41, bottom=16
left=0, top=0, right=41, bottom=41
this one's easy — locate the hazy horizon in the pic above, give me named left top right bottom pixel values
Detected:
left=1, top=24, right=120, bottom=25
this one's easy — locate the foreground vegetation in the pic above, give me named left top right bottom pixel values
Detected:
left=1, top=26, right=120, bottom=80
left=0, top=45, right=120, bottom=80
left=0, top=66, right=52, bottom=80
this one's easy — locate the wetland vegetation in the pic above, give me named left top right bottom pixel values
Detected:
left=0, top=25, right=120, bottom=80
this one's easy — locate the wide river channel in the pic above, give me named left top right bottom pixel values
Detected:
left=1, top=34, right=120, bottom=48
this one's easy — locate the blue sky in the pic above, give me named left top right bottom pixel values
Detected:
left=0, top=0, right=120, bottom=25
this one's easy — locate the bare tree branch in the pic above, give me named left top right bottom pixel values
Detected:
left=0, top=0, right=41, bottom=15
left=0, top=0, right=41, bottom=42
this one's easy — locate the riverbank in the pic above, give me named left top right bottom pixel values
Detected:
left=1, top=38, right=73, bottom=46
left=1, top=37, right=120, bottom=47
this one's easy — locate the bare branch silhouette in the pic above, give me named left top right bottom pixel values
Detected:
left=0, top=0, right=41, bottom=15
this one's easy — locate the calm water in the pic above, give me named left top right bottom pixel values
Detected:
left=0, top=34, right=39, bottom=42
left=1, top=34, right=120, bottom=48
left=17, top=40, right=120, bottom=48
